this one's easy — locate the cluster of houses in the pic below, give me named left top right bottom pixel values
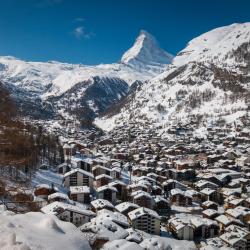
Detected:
left=4, top=117, right=250, bottom=249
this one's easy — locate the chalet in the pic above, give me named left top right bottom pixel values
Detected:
left=151, top=185, right=163, bottom=196
left=131, top=190, right=154, bottom=209
left=92, top=157, right=110, bottom=168
left=191, top=217, right=219, bottom=239
left=111, top=167, right=121, bottom=179
left=69, top=186, right=91, bottom=204
left=63, top=143, right=75, bottom=159
left=194, top=180, right=219, bottom=191
left=154, top=196, right=170, bottom=215
left=136, top=176, right=156, bottom=186
left=128, top=207, right=161, bottom=235
left=128, top=183, right=149, bottom=193
left=63, top=168, right=94, bottom=190
left=174, top=160, right=195, bottom=171
left=162, top=179, right=187, bottom=194
left=48, top=192, right=69, bottom=204
left=41, top=201, right=95, bottom=227
left=92, top=165, right=112, bottom=177
left=236, top=156, right=250, bottom=167
left=207, top=154, right=222, bottom=164
left=243, top=197, right=250, bottom=208
left=202, top=209, right=218, bottom=219
left=96, top=185, right=117, bottom=204
left=79, top=148, right=94, bottom=158
left=95, top=174, right=113, bottom=187
left=115, top=202, right=139, bottom=216
left=34, top=184, right=56, bottom=200
left=168, top=216, right=194, bottom=240
left=91, top=199, right=114, bottom=212
left=57, top=163, right=71, bottom=174
left=97, top=209, right=129, bottom=228
left=185, top=189, right=202, bottom=203
left=72, top=158, right=93, bottom=172
left=170, top=189, right=192, bottom=206
left=215, top=214, right=243, bottom=232
left=200, top=188, right=218, bottom=202
left=109, top=180, right=126, bottom=199
left=226, top=198, right=244, bottom=209
left=223, top=225, right=250, bottom=249
left=226, top=206, right=250, bottom=224
left=221, top=188, right=241, bottom=200
left=220, top=231, right=247, bottom=249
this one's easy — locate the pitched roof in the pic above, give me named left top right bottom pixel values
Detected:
left=64, top=168, right=94, bottom=179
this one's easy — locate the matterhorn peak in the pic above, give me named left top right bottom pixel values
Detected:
left=121, top=30, right=173, bottom=68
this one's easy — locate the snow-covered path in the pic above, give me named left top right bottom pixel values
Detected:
left=32, top=170, right=67, bottom=193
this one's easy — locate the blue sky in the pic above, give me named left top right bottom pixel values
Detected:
left=0, top=0, right=250, bottom=64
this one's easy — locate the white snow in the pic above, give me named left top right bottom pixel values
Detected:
left=97, top=23, right=250, bottom=133
left=0, top=31, right=172, bottom=100
left=0, top=210, right=91, bottom=250
left=174, top=22, right=250, bottom=67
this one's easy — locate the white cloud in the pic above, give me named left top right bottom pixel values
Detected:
left=73, top=26, right=94, bottom=39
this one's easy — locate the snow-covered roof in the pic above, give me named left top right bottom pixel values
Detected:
left=115, top=202, right=139, bottom=213
left=91, top=199, right=114, bottom=210
left=202, top=209, right=218, bottom=217
left=220, top=232, right=247, bottom=246
left=202, top=200, right=217, bottom=207
left=200, top=188, right=216, bottom=196
left=95, top=174, right=113, bottom=180
left=170, top=188, right=192, bottom=198
left=195, top=180, right=218, bottom=188
left=70, top=186, right=90, bottom=194
left=48, top=192, right=69, bottom=201
left=80, top=217, right=128, bottom=241
left=128, top=207, right=161, bottom=221
left=97, top=209, right=129, bottom=227
left=41, top=201, right=95, bottom=216
left=64, top=168, right=94, bottom=179
left=215, top=215, right=232, bottom=226
left=154, top=196, right=168, bottom=204
left=131, top=190, right=152, bottom=200
left=96, top=185, right=117, bottom=193
left=191, top=217, right=218, bottom=228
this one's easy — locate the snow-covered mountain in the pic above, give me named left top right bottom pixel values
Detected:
left=121, top=30, right=173, bottom=72
left=174, top=22, right=250, bottom=68
left=96, top=23, right=250, bottom=134
left=0, top=31, right=171, bottom=121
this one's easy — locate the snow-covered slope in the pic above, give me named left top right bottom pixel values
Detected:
left=0, top=31, right=171, bottom=121
left=0, top=57, right=148, bottom=98
left=0, top=207, right=90, bottom=250
left=96, top=23, right=250, bottom=133
left=174, top=22, right=250, bottom=67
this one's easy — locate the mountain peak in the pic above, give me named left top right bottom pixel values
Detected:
left=121, top=30, right=173, bottom=67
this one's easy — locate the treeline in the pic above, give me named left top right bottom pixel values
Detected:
left=0, top=82, right=63, bottom=181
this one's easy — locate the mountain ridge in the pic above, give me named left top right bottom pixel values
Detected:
left=96, top=22, right=250, bottom=134
left=0, top=30, right=171, bottom=122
